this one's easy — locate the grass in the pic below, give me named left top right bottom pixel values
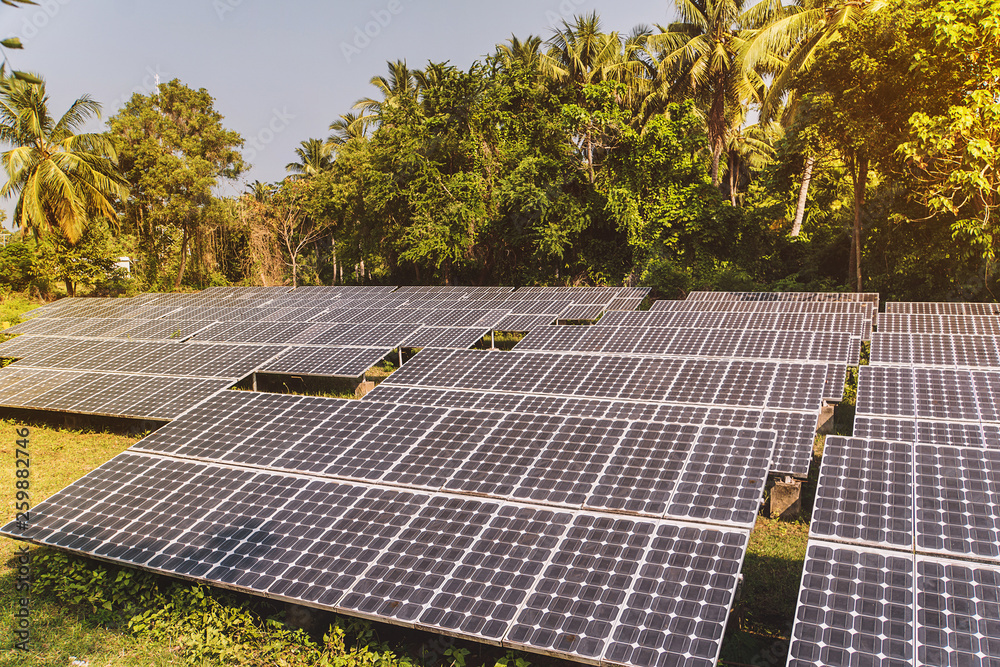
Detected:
left=0, top=417, right=181, bottom=666
left=0, top=292, right=39, bottom=331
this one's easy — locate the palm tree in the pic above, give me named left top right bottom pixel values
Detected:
left=541, top=14, right=649, bottom=181
left=497, top=35, right=545, bottom=78
left=354, top=59, right=419, bottom=117
left=285, top=138, right=331, bottom=179
left=742, top=0, right=889, bottom=235
left=0, top=75, right=128, bottom=243
left=648, top=0, right=773, bottom=188
left=541, top=13, right=645, bottom=94
left=325, top=112, right=371, bottom=154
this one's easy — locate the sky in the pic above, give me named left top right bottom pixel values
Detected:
left=0, top=0, right=673, bottom=229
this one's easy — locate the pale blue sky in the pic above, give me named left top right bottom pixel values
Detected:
left=0, top=0, right=673, bottom=227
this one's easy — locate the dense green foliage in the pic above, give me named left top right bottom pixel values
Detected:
left=28, top=547, right=533, bottom=667
left=1, top=0, right=998, bottom=299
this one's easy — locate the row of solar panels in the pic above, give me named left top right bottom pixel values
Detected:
left=22, top=286, right=650, bottom=324
left=4, top=387, right=776, bottom=667
left=788, top=302, right=1000, bottom=667
left=515, top=326, right=858, bottom=365
left=0, top=288, right=886, bottom=667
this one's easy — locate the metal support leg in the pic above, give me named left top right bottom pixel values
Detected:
left=252, top=373, right=257, bottom=391
left=399, top=348, right=403, bottom=367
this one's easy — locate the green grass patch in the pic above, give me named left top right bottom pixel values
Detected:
left=0, top=292, right=38, bottom=331
left=719, top=517, right=809, bottom=666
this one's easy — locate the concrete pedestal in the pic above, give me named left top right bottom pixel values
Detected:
left=770, top=476, right=802, bottom=521
left=354, top=380, right=376, bottom=398
left=817, top=402, right=836, bottom=435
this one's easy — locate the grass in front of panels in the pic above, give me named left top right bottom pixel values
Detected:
left=0, top=418, right=182, bottom=667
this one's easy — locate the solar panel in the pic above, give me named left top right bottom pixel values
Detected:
left=787, top=541, right=914, bottom=667
left=516, top=326, right=857, bottom=364
left=650, top=300, right=874, bottom=319
left=506, top=517, right=748, bottom=667
left=878, top=312, right=1000, bottom=335
left=914, top=443, right=1000, bottom=562
left=792, top=543, right=1000, bottom=667
left=364, top=384, right=817, bottom=477
left=387, top=349, right=829, bottom=412
left=687, top=290, right=880, bottom=306
left=493, top=314, right=555, bottom=331
left=0, top=448, right=753, bottom=667
left=259, top=346, right=390, bottom=378
left=871, top=332, right=1000, bottom=368
left=915, top=555, right=1000, bottom=666
left=402, top=327, right=489, bottom=349
left=886, top=301, right=1000, bottom=315
left=0, top=335, right=67, bottom=359
left=809, top=436, right=913, bottom=549
left=558, top=304, right=605, bottom=321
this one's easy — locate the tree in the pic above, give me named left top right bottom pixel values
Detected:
left=795, top=5, right=920, bottom=290
left=649, top=0, right=769, bottom=187
left=240, top=179, right=330, bottom=287
left=286, top=138, right=332, bottom=179
left=108, top=79, right=244, bottom=289
left=743, top=0, right=890, bottom=235
left=0, top=76, right=128, bottom=243
left=325, top=113, right=371, bottom=154
left=898, top=0, right=1000, bottom=266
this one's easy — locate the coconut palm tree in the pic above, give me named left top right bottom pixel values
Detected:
left=285, top=138, right=332, bottom=179
left=648, top=0, right=774, bottom=188
left=496, top=34, right=545, bottom=78
left=325, top=112, right=371, bottom=154
left=354, top=60, right=419, bottom=117
left=541, top=13, right=646, bottom=95
left=0, top=75, right=128, bottom=243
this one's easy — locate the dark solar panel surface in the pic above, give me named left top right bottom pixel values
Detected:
left=259, top=346, right=390, bottom=378
left=0, top=448, right=750, bottom=667
left=7, top=287, right=895, bottom=666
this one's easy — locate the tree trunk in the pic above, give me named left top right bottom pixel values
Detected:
left=728, top=152, right=738, bottom=207
left=64, top=278, right=75, bottom=297
left=791, top=156, right=815, bottom=237
left=174, top=225, right=189, bottom=290
left=331, top=241, right=338, bottom=286
left=850, top=153, right=868, bottom=292
left=708, top=78, right=727, bottom=188
left=586, top=126, right=595, bottom=183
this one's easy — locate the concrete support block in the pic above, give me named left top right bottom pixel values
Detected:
left=816, top=401, right=836, bottom=435
left=354, top=380, right=376, bottom=399
left=770, top=476, right=802, bottom=521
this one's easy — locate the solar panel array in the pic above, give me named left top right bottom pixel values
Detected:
left=515, top=326, right=856, bottom=365
left=5, top=390, right=772, bottom=667
left=0, top=287, right=881, bottom=667
left=789, top=299, right=1000, bottom=667
left=0, top=286, right=650, bottom=418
